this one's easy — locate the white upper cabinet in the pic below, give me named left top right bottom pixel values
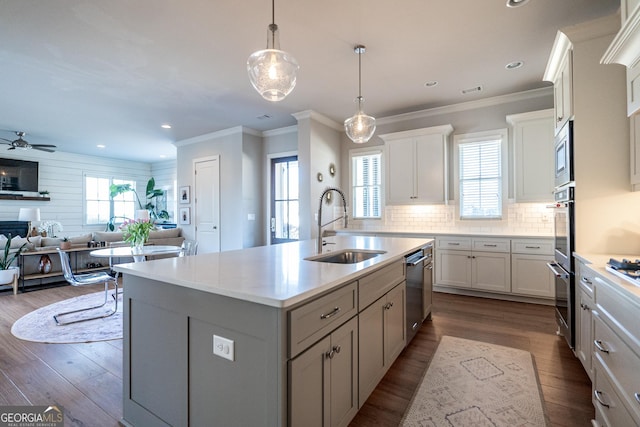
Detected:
left=544, top=31, right=574, bottom=134
left=380, top=124, right=453, bottom=205
left=507, top=109, right=555, bottom=202
left=602, top=1, right=640, bottom=116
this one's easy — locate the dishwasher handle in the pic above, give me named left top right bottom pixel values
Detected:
left=405, top=254, right=431, bottom=267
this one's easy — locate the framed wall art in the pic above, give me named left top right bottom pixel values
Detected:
left=179, top=207, right=191, bottom=225
left=179, top=186, right=190, bottom=204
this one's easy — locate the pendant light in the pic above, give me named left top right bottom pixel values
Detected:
left=344, top=45, right=376, bottom=143
left=247, top=0, right=299, bottom=102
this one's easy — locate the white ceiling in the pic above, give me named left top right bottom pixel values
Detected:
left=0, top=0, right=619, bottom=163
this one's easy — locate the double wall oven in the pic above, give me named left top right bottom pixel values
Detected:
left=547, top=120, right=575, bottom=349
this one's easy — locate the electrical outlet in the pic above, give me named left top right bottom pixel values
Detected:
left=213, top=335, right=235, bottom=361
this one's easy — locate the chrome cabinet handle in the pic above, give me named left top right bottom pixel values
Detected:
left=483, top=244, right=497, bottom=247
left=635, top=393, right=640, bottom=404
left=594, top=390, right=610, bottom=408
left=384, top=302, right=394, bottom=310
left=580, top=303, right=590, bottom=311
left=325, top=345, right=341, bottom=359
left=594, top=340, right=610, bottom=354
left=581, top=276, right=593, bottom=285
left=448, top=242, right=460, bottom=245
left=525, top=246, right=541, bottom=249
left=320, top=307, right=340, bottom=320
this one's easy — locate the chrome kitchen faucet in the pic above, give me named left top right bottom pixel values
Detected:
left=317, top=187, right=348, bottom=252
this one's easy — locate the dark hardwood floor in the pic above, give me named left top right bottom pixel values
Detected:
left=0, top=287, right=592, bottom=427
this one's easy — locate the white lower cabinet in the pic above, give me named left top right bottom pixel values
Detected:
left=436, top=237, right=511, bottom=293
left=576, top=260, right=595, bottom=380
left=511, top=254, right=554, bottom=297
left=289, top=316, right=359, bottom=427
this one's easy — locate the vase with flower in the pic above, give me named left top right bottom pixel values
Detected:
left=120, top=219, right=155, bottom=257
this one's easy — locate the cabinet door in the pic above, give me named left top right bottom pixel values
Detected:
left=576, top=289, right=594, bottom=379
left=435, top=250, right=472, bottom=288
left=329, top=317, right=358, bottom=427
left=415, top=134, right=446, bottom=203
left=358, top=298, right=385, bottom=405
left=555, top=50, right=573, bottom=134
left=511, top=254, right=554, bottom=298
left=472, top=252, right=511, bottom=292
left=511, top=111, right=555, bottom=202
left=384, top=282, right=406, bottom=365
left=387, top=138, right=416, bottom=203
left=290, top=336, right=331, bottom=427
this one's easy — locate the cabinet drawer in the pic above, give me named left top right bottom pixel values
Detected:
left=595, top=276, right=640, bottom=354
left=436, top=236, right=471, bottom=251
left=472, top=238, right=510, bottom=253
left=593, top=312, right=640, bottom=421
left=511, top=239, right=553, bottom=255
left=289, top=282, right=357, bottom=358
left=358, top=261, right=405, bottom=310
left=593, top=356, right=639, bottom=427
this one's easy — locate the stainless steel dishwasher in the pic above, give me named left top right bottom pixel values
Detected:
left=405, top=244, right=433, bottom=344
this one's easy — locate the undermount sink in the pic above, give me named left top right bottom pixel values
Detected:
left=305, top=249, right=386, bottom=264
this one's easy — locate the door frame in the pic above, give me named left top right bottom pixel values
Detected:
left=265, top=151, right=297, bottom=245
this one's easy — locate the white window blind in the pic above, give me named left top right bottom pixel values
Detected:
left=459, top=139, right=502, bottom=219
left=352, top=152, right=381, bottom=219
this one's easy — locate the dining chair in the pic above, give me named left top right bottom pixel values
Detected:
left=180, top=239, right=198, bottom=256
left=54, top=249, right=118, bottom=326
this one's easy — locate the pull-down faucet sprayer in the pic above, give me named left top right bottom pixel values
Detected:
left=317, top=187, right=348, bottom=252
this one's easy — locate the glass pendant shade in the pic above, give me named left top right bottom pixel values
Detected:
left=344, top=100, right=376, bottom=143
left=344, top=45, right=376, bottom=143
left=247, top=23, right=299, bottom=102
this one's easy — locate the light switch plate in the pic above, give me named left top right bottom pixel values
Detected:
left=213, top=334, right=235, bottom=361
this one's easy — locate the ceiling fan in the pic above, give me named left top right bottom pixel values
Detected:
left=0, top=131, right=57, bottom=153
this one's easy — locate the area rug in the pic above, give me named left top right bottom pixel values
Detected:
left=11, top=291, right=122, bottom=344
left=401, top=336, right=549, bottom=427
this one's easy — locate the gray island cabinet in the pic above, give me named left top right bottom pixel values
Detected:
left=115, top=236, right=430, bottom=427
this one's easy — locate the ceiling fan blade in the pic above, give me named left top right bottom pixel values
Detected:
left=32, top=146, right=56, bottom=153
left=0, top=137, right=12, bottom=143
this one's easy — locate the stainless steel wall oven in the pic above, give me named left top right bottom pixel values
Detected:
left=547, top=183, right=575, bottom=349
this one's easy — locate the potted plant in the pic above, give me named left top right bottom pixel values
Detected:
left=0, top=234, right=26, bottom=285
left=38, top=190, right=50, bottom=198
left=109, top=177, right=170, bottom=222
left=60, top=237, right=72, bottom=250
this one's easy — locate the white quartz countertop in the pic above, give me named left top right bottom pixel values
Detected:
left=574, top=252, right=640, bottom=303
left=114, top=236, right=432, bottom=308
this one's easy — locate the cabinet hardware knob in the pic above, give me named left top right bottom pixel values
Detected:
left=326, top=349, right=335, bottom=359
left=635, top=393, right=640, bottom=404
left=594, top=390, right=610, bottom=408
left=333, top=345, right=341, bottom=354
left=557, top=116, right=563, bottom=122
left=594, top=340, right=609, bottom=354
left=320, top=307, right=340, bottom=320
left=580, top=303, right=590, bottom=311
left=384, top=302, right=394, bottom=310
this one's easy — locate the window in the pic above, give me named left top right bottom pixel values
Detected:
left=455, top=130, right=507, bottom=219
left=85, top=175, right=137, bottom=225
left=351, top=150, right=382, bottom=219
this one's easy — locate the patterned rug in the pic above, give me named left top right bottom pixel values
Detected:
left=401, top=336, right=549, bottom=427
left=11, top=291, right=122, bottom=344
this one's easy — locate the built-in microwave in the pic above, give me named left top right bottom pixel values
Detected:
left=554, top=120, right=573, bottom=188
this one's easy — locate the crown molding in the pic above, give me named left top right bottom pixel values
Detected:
left=262, top=125, right=298, bottom=137
left=292, top=110, right=343, bottom=131
left=376, top=87, right=552, bottom=126
left=173, top=126, right=260, bottom=147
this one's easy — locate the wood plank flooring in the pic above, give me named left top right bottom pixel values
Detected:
left=0, top=287, right=592, bottom=427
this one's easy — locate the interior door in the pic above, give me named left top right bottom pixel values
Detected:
left=270, top=155, right=299, bottom=245
left=194, top=156, right=220, bottom=253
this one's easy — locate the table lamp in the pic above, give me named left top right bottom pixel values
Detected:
left=135, top=210, right=150, bottom=221
left=18, top=207, right=40, bottom=237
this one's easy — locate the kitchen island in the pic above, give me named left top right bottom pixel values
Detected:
left=115, top=235, right=431, bottom=427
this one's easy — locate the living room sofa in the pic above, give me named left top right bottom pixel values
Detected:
left=1, top=228, right=185, bottom=289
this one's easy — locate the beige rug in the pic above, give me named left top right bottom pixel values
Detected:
left=11, top=291, right=122, bottom=344
left=401, top=336, right=549, bottom=427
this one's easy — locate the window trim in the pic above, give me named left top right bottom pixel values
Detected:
left=349, top=147, right=384, bottom=220
left=453, top=129, right=508, bottom=221
left=83, top=173, right=139, bottom=226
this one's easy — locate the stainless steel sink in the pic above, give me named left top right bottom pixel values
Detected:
left=305, top=249, right=386, bottom=264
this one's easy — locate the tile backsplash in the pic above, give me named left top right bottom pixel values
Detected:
left=345, top=202, right=553, bottom=236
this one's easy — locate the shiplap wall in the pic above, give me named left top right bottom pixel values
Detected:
left=0, top=149, right=176, bottom=237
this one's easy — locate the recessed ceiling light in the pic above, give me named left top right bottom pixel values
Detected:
left=506, top=0, right=530, bottom=8
left=505, top=60, right=524, bottom=70
left=96, top=144, right=106, bottom=149
left=161, top=124, right=172, bottom=129
left=159, top=154, right=167, bottom=158
left=424, top=81, right=438, bottom=88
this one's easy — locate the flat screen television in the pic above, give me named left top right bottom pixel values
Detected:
left=0, top=158, right=39, bottom=193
